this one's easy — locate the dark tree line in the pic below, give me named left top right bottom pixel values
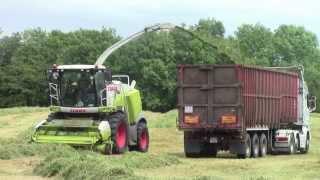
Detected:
left=0, top=18, right=319, bottom=112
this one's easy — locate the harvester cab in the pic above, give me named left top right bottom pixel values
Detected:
left=32, top=64, right=149, bottom=154
left=48, top=64, right=111, bottom=108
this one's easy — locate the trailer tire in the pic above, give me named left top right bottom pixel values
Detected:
left=109, top=112, right=128, bottom=154
left=136, top=122, right=149, bottom=152
left=259, top=133, right=267, bottom=157
left=251, top=133, right=259, bottom=158
left=237, top=133, right=251, bottom=159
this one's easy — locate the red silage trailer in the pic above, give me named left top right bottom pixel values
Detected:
left=177, top=64, right=315, bottom=158
left=240, top=65, right=298, bottom=128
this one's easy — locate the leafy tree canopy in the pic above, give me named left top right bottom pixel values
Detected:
left=0, top=18, right=319, bottom=112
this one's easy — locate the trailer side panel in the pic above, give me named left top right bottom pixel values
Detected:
left=177, top=64, right=299, bottom=131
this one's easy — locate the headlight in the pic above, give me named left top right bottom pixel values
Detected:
left=98, top=121, right=111, bottom=141
left=98, top=121, right=110, bottom=132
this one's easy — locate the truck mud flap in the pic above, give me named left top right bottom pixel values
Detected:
left=229, top=142, right=246, bottom=155
left=184, top=139, right=202, bottom=154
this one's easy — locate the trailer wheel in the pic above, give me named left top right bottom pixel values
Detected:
left=259, top=133, right=267, bottom=157
left=137, top=122, right=149, bottom=152
left=109, top=112, right=128, bottom=154
left=300, top=133, right=309, bottom=154
left=251, top=133, right=259, bottom=158
left=237, top=133, right=251, bottom=159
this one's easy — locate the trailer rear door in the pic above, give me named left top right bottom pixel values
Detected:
left=177, top=65, right=242, bottom=130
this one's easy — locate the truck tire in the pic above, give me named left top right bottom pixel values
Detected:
left=259, top=133, right=267, bottom=157
left=184, top=132, right=201, bottom=158
left=136, top=122, right=149, bottom=152
left=300, top=133, right=309, bottom=154
left=202, top=143, right=218, bottom=157
left=288, top=134, right=296, bottom=154
left=237, top=133, right=251, bottom=159
left=251, top=133, right=259, bottom=158
left=109, top=112, right=128, bottom=154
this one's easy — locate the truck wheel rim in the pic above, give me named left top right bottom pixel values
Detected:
left=262, top=147, right=266, bottom=155
left=246, top=145, right=250, bottom=157
left=139, top=130, right=148, bottom=149
left=261, top=137, right=267, bottom=155
left=262, top=142, right=267, bottom=155
left=255, top=146, right=259, bottom=155
left=116, top=122, right=126, bottom=148
left=246, top=138, right=251, bottom=157
left=290, top=142, right=294, bottom=153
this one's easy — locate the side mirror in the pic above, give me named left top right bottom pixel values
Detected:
left=307, top=95, right=316, bottom=112
left=130, top=80, right=136, bottom=89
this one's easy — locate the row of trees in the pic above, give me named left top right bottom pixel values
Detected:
left=0, top=18, right=319, bottom=112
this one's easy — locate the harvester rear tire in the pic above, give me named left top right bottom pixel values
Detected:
left=109, top=112, right=128, bottom=154
left=137, top=122, right=149, bottom=152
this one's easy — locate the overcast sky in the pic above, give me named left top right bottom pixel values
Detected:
left=1, top=0, right=319, bottom=39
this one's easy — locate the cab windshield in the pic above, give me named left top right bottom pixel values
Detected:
left=59, top=70, right=106, bottom=107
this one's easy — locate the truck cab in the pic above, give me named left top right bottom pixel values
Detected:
left=274, top=68, right=316, bottom=154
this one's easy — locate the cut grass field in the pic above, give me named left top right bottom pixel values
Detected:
left=0, top=107, right=319, bottom=179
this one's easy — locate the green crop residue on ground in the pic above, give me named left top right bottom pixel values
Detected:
left=0, top=108, right=319, bottom=180
left=145, top=109, right=177, bottom=128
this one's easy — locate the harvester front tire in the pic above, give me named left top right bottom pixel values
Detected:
left=137, top=122, right=149, bottom=152
left=110, top=112, right=128, bottom=154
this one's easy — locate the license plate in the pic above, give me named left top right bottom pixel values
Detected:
left=210, top=137, right=218, bottom=143
left=184, top=106, right=193, bottom=113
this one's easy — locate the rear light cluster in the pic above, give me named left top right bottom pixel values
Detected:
left=220, top=115, right=237, bottom=124
left=184, top=114, right=199, bottom=124
left=183, top=114, right=238, bottom=125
